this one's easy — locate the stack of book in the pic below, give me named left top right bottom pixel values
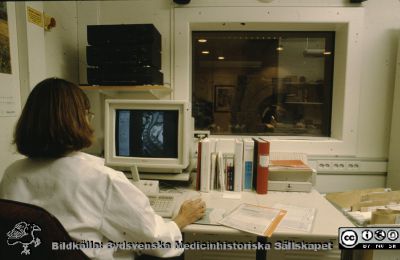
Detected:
left=196, top=138, right=243, bottom=193
left=195, top=138, right=314, bottom=193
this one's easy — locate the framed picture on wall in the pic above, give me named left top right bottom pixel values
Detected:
left=0, top=2, right=11, bottom=74
left=214, top=85, right=235, bottom=112
left=0, top=2, right=20, bottom=117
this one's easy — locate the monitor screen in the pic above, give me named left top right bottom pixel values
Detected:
left=104, top=99, right=190, bottom=173
left=115, top=109, right=178, bottom=158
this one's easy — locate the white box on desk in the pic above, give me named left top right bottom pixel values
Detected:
left=268, top=169, right=316, bottom=192
left=268, top=181, right=313, bottom=192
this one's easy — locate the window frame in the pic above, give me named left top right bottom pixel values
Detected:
left=173, top=6, right=364, bottom=156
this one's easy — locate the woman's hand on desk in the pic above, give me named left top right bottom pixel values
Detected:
left=173, top=198, right=206, bottom=230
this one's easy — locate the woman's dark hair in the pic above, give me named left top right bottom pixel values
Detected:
left=14, top=78, right=94, bottom=158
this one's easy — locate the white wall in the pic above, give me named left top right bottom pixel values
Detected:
left=357, top=0, right=400, bottom=158
left=15, top=1, right=78, bottom=90
left=24, top=1, right=46, bottom=88
left=387, top=38, right=400, bottom=190
left=44, top=1, right=79, bottom=82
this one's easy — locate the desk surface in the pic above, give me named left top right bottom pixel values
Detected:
left=183, top=189, right=353, bottom=239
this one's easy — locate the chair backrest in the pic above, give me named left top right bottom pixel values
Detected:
left=0, top=199, right=89, bottom=260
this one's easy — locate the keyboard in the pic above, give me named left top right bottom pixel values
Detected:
left=147, top=194, right=179, bottom=218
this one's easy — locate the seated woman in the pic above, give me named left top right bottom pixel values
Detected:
left=0, top=78, right=205, bottom=259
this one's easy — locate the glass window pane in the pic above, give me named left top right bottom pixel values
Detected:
left=192, top=31, right=334, bottom=137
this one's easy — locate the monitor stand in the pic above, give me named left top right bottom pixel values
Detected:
left=129, top=165, right=160, bottom=194
left=130, top=165, right=190, bottom=182
left=130, top=165, right=140, bottom=182
left=139, top=172, right=190, bottom=181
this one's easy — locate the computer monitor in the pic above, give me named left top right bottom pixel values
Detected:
left=104, top=99, right=190, bottom=175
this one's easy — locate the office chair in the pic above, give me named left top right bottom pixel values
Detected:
left=0, top=198, right=89, bottom=260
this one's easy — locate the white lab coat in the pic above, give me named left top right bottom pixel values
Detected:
left=0, top=152, right=183, bottom=259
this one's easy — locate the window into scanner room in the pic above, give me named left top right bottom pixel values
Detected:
left=192, top=31, right=335, bottom=137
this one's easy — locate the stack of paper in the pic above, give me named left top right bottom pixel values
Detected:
left=268, top=159, right=314, bottom=192
left=273, top=203, right=316, bottom=233
left=219, top=203, right=286, bottom=237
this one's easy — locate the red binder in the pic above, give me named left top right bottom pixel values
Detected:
left=255, top=138, right=270, bottom=194
left=196, top=141, right=202, bottom=191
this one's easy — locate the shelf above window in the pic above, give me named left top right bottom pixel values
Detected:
left=79, top=84, right=172, bottom=99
